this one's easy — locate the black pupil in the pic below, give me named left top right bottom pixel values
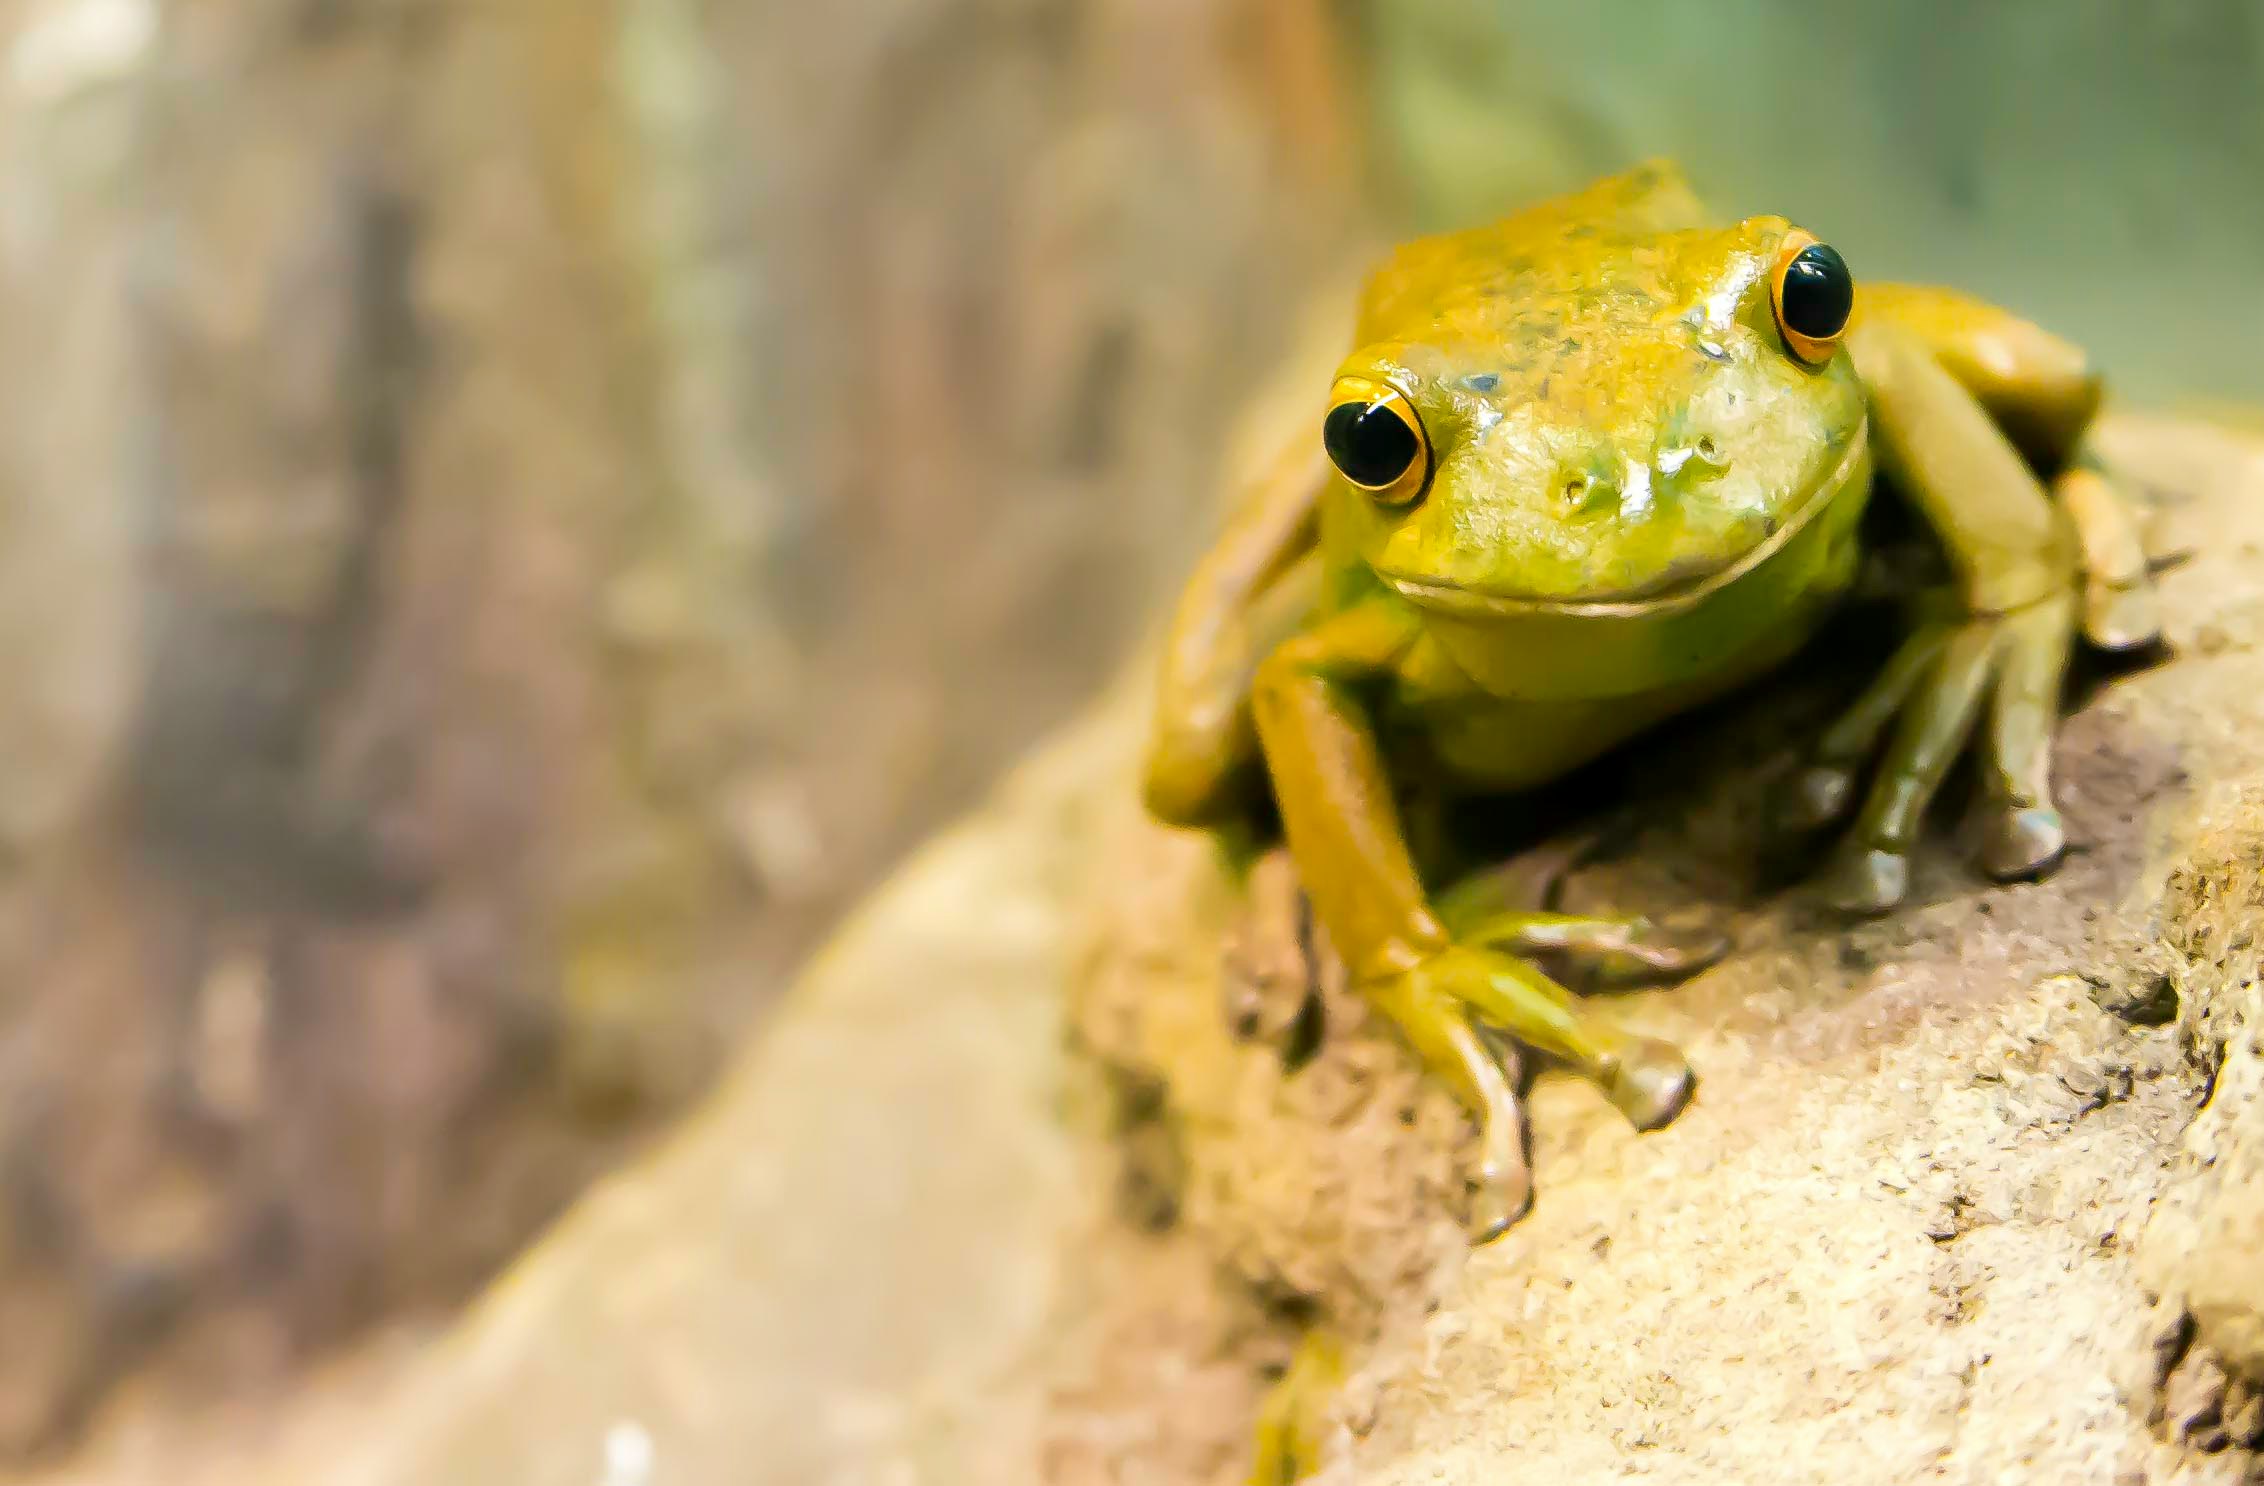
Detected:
left=1324, top=401, right=1419, bottom=488
left=1780, top=242, right=1853, bottom=340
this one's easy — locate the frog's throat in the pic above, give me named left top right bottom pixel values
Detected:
left=1381, top=419, right=1870, bottom=621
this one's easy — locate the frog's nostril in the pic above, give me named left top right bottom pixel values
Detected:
left=1561, top=469, right=1620, bottom=518
left=1657, top=435, right=1729, bottom=482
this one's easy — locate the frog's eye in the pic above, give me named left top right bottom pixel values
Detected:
left=1323, top=378, right=1430, bottom=505
left=1770, top=232, right=1854, bottom=364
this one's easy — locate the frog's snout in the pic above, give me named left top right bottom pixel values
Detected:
left=1559, top=429, right=1731, bottom=523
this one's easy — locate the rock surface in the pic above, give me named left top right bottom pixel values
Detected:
left=93, top=414, right=2264, bottom=1486
left=0, top=0, right=1359, bottom=1453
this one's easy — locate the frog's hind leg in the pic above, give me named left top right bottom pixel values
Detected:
left=1143, top=437, right=1328, bottom=826
left=1782, top=302, right=2137, bottom=913
left=1858, top=282, right=2163, bottom=652
left=1856, top=283, right=2103, bottom=467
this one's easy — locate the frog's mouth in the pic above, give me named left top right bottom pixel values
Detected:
left=1379, top=422, right=1868, bottom=620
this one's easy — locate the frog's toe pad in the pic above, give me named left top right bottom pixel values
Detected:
left=1817, top=844, right=1908, bottom=916
left=1468, top=1156, right=1534, bottom=1243
left=1621, top=920, right=1732, bottom=977
left=1776, top=764, right=1859, bottom=832
left=2083, top=583, right=2161, bottom=653
left=1980, top=804, right=2066, bottom=881
left=1602, top=1036, right=1695, bottom=1131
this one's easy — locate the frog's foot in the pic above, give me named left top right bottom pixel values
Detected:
left=1778, top=589, right=2082, bottom=914
left=1367, top=976, right=1531, bottom=1239
left=1245, top=1328, right=1346, bottom=1486
left=1380, top=944, right=1695, bottom=1139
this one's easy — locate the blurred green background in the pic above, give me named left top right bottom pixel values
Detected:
left=1375, top=1, right=2264, bottom=402
left=0, top=0, right=2255, bottom=1475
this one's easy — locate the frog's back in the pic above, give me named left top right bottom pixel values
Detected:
left=1353, top=160, right=1717, bottom=345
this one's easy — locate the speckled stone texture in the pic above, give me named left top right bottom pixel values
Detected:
left=58, top=416, right=2260, bottom=1486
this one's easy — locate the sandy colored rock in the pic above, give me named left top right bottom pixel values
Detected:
left=2142, top=784, right=2264, bottom=1398
left=0, top=0, right=1363, bottom=1455
left=1311, top=419, right=2264, bottom=1486
left=75, top=415, right=2259, bottom=1486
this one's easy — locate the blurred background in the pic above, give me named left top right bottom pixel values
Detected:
left=0, top=0, right=2257, bottom=1470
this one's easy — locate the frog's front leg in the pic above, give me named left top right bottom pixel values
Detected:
left=1250, top=600, right=1692, bottom=1235
left=1787, top=315, right=2110, bottom=912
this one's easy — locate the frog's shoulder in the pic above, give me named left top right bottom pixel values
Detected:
left=1352, top=159, right=1716, bottom=341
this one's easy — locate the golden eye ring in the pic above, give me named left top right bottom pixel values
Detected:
left=1770, top=230, right=1854, bottom=364
left=1323, top=377, right=1431, bottom=505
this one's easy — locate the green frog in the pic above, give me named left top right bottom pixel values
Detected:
left=1143, top=161, right=2158, bottom=1240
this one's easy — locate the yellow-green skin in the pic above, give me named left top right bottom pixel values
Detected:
left=1144, top=163, right=2160, bottom=1253
left=1328, top=169, right=1874, bottom=787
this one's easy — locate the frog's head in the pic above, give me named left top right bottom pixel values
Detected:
left=1326, top=216, right=1869, bottom=618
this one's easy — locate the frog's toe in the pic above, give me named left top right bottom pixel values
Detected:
left=1816, top=842, right=1910, bottom=916
left=1469, top=1149, right=1534, bottom=1243
left=1447, top=909, right=1727, bottom=986
left=1610, top=919, right=1731, bottom=978
left=1599, top=1035, right=1695, bottom=1131
left=1367, top=976, right=1533, bottom=1243
left=1971, top=593, right=2078, bottom=883
left=2058, top=459, right=2164, bottom=653
left=2083, top=580, right=2161, bottom=653
left=1978, top=802, right=2066, bottom=881
left=1778, top=622, right=1955, bottom=843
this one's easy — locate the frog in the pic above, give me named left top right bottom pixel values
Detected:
left=1142, top=161, right=2160, bottom=1243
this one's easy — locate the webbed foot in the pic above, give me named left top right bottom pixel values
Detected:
left=1375, top=945, right=1696, bottom=1152
left=1777, top=590, right=2082, bottom=914
left=1367, top=977, right=1531, bottom=1240
left=1776, top=434, right=2166, bottom=914
left=1365, top=868, right=1712, bottom=1202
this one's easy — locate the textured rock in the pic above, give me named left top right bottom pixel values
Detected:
left=141, top=414, right=2264, bottom=1486
left=0, top=0, right=1357, bottom=1455
left=1318, top=418, right=2264, bottom=1486
left=223, top=701, right=1130, bottom=1486
left=2141, top=782, right=2264, bottom=1433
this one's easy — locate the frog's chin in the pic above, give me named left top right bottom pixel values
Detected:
left=1379, top=422, right=1868, bottom=621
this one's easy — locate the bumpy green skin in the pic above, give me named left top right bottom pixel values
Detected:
left=1144, top=162, right=2157, bottom=1264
